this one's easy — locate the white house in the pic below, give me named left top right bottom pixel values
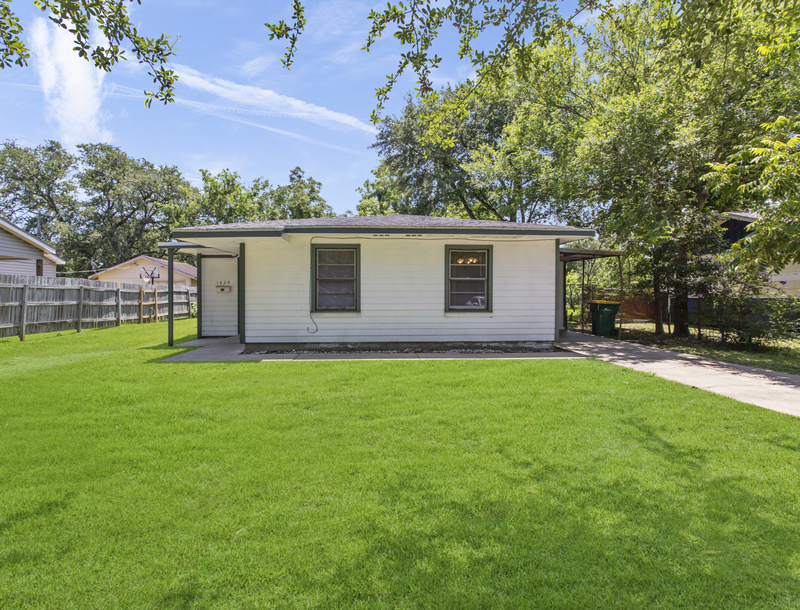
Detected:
left=0, top=218, right=65, bottom=277
left=168, top=215, right=595, bottom=350
left=89, top=254, right=197, bottom=288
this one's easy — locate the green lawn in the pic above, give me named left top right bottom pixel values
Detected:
left=2, top=321, right=800, bottom=608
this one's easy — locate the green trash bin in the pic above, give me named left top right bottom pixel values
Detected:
left=589, top=301, right=621, bottom=336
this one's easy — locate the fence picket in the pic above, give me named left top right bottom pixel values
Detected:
left=19, top=284, right=28, bottom=341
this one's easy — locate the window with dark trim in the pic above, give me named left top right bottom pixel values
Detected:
left=36, top=259, right=44, bottom=277
left=446, top=246, right=492, bottom=311
left=312, top=245, right=360, bottom=311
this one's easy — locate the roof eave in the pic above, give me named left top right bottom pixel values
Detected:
left=0, top=218, right=59, bottom=256
left=173, top=227, right=597, bottom=239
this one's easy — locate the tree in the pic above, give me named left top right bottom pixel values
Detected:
left=462, top=36, right=593, bottom=225
left=190, top=169, right=271, bottom=226
left=0, top=140, right=78, bottom=241
left=368, top=88, right=518, bottom=220
left=573, top=1, right=800, bottom=335
left=708, top=116, right=800, bottom=270
left=0, top=1, right=177, bottom=105
left=268, top=167, right=333, bottom=219
left=268, top=0, right=800, bottom=120
left=356, top=165, right=406, bottom=216
left=191, top=167, right=333, bottom=225
left=66, top=143, right=195, bottom=270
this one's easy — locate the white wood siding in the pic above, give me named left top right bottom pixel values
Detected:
left=0, top=227, right=42, bottom=260
left=0, top=257, right=56, bottom=277
left=243, top=235, right=557, bottom=344
left=771, top=262, right=800, bottom=295
left=42, top=259, right=57, bottom=278
left=201, top=257, right=238, bottom=336
left=0, top=228, right=58, bottom=277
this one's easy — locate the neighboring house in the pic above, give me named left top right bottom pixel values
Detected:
left=721, top=212, right=800, bottom=295
left=168, top=215, right=594, bottom=349
left=0, top=217, right=65, bottom=277
left=89, top=255, right=197, bottom=287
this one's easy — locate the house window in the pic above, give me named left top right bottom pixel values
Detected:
left=36, top=259, right=44, bottom=276
left=312, top=245, right=360, bottom=311
left=446, top=246, right=492, bottom=311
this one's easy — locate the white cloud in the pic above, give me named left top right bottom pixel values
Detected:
left=180, top=102, right=372, bottom=157
left=307, top=0, right=370, bottom=43
left=102, top=83, right=372, bottom=157
left=29, top=18, right=111, bottom=145
left=239, top=55, right=275, bottom=78
left=173, top=64, right=376, bottom=134
left=429, top=67, right=479, bottom=89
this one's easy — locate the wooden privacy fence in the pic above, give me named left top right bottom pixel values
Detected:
left=0, top=274, right=197, bottom=340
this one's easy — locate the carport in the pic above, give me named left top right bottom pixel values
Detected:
left=559, top=247, right=625, bottom=335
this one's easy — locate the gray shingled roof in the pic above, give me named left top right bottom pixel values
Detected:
left=178, top=214, right=593, bottom=233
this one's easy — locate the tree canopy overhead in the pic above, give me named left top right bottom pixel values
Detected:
left=268, top=0, right=800, bottom=119
left=4, top=0, right=797, bottom=114
left=0, top=1, right=177, bottom=105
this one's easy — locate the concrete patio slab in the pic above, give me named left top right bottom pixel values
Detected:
left=558, top=331, right=800, bottom=418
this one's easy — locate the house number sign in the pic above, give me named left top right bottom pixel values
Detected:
left=216, top=280, right=232, bottom=293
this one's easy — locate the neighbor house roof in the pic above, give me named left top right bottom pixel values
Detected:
left=173, top=214, right=596, bottom=239
left=0, top=217, right=66, bottom=265
left=724, top=211, right=758, bottom=223
left=89, top=254, right=197, bottom=280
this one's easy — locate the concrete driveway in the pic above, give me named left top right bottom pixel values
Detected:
left=558, top=331, right=800, bottom=418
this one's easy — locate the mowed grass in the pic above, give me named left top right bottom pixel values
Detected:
left=2, top=321, right=800, bottom=608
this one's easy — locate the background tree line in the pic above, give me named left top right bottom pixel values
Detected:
left=0, top=140, right=332, bottom=272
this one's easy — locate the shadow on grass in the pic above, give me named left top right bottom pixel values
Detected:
left=0, top=498, right=72, bottom=569
left=139, top=333, right=199, bottom=363
left=621, top=415, right=707, bottom=471
left=157, top=575, right=214, bottom=609
left=765, top=435, right=800, bottom=453
left=312, top=427, right=800, bottom=607
left=0, top=497, right=71, bottom=535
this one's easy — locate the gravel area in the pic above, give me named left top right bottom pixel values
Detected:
left=247, top=346, right=559, bottom=355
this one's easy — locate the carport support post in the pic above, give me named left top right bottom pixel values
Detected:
left=618, top=255, right=624, bottom=338
left=168, top=247, right=174, bottom=346
left=238, top=242, right=245, bottom=344
left=196, top=254, right=203, bottom=339
left=580, top=259, right=585, bottom=333
left=563, top=259, right=568, bottom=334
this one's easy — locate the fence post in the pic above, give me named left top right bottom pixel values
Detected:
left=19, top=284, right=28, bottom=342
left=153, top=288, right=158, bottom=322
left=116, top=287, right=122, bottom=326
left=139, top=286, right=144, bottom=324
left=77, top=285, right=84, bottom=333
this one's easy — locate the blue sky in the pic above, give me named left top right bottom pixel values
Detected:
left=0, top=1, right=486, bottom=215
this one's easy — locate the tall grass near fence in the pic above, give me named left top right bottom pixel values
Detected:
left=0, top=274, right=196, bottom=339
